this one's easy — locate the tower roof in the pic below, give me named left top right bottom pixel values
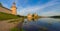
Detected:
left=13, top=2, right=16, bottom=5
left=11, top=1, right=17, bottom=9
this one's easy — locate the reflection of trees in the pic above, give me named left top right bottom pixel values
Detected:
left=38, top=27, right=48, bottom=31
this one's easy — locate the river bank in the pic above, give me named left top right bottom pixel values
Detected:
left=0, top=18, right=24, bottom=31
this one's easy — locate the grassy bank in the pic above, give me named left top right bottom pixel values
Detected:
left=0, top=12, right=20, bottom=20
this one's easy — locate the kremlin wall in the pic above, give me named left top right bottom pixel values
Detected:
left=0, top=2, right=17, bottom=15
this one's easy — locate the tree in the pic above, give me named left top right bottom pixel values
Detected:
left=0, top=2, right=3, bottom=7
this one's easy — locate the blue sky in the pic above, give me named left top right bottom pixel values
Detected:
left=0, top=0, right=60, bottom=16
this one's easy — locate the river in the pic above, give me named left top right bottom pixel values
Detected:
left=18, top=18, right=60, bottom=31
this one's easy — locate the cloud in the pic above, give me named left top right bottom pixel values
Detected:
left=40, top=10, right=60, bottom=16
left=17, top=0, right=60, bottom=16
left=17, top=6, right=40, bottom=15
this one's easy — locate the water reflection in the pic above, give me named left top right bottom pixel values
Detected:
left=18, top=18, right=60, bottom=31
left=27, top=18, right=38, bottom=22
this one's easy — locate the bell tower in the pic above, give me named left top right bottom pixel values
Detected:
left=11, top=1, right=17, bottom=15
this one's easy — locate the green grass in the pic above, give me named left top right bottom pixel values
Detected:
left=8, top=18, right=24, bottom=23
left=0, top=12, right=20, bottom=20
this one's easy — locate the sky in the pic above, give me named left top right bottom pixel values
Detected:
left=0, top=0, right=60, bottom=16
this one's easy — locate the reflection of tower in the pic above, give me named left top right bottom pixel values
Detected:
left=11, top=1, right=17, bottom=15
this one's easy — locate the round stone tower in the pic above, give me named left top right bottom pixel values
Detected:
left=11, top=2, right=17, bottom=15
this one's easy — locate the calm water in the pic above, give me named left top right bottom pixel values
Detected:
left=18, top=18, right=60, bottom=31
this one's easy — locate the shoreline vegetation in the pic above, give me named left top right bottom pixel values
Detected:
left=50, top=16, right=60, bottom=18
left=9, top=18, right=25, bottom=31
left=0, top=12, right=25, bottom=31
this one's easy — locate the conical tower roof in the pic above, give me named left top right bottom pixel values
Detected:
left=11, top=1, right=17, bottom=9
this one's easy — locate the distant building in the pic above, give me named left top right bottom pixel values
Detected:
left=33, top=13, right=38, bottom=19
left=27, top=13, right=32, bottom=21
left=27, top=13, right=39, bottom=21
left=0, top=2, right=17, bottom=15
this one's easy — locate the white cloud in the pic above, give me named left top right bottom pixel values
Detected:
left=40, top=9, right=60, bottom=16
left=17, top=0, right=60, bottom=16
left=17, top=6, right=43, bottom=16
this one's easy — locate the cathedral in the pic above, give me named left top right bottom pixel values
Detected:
left=0, top=2, right=17, bottom=15
left=27, top=13, right=38, bottom=21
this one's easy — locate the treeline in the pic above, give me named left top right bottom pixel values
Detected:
left=17, top=15, right=27, bottom=18
left=50, top=16, right=60, bottom=18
